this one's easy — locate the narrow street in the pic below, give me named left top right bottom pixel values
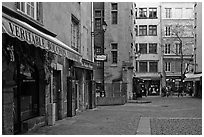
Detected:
left=23, top=96, right=202, bottom=135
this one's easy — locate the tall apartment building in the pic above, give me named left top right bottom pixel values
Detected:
left=2, top=2, right=94, bottom=134
left=133, top=2, right=162, bottom=96
left=161, top=2, right=195, bottom=91
left=189, top=2, right=202, bottom=97
left=103, top=2, right=134, bottom=98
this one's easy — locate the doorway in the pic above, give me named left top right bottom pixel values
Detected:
left=53, top=70, right=61, bottom=121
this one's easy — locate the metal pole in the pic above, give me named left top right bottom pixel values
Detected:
left=180, top=41, right=183, bottom=89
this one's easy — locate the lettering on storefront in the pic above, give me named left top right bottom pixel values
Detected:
left=3, top=18, right=81, bottom=63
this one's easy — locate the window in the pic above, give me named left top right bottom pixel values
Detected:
left=165, top=26, right=171, bottom=36
left=165, top=8, right=172, bottom=18
left=111, top=43, right=118, bottom=64
left=185, top=8, right=193, bottom=19
left=95, top=18, right=101, bottom=30
left=139, top=43, right=147, bottom=54
left=165, top=62, right=171, bottom=72
left=135, top=61, right=138, bottom=72
left=135, top=43, right=138, bottom=52
left=149, top=25, right=157, bottom=36
left=135, top=25, right=138, bottom=36
left=149, top=8, right=157, bottom=18
left=139, top=8, right=147, bottom=18
left=71, top=16, right=80, bottom=52
left=95, top=10, right=102, bottom=30
left=149, top=43, right=157, bottom=54
left=17, top=2, right=37, bottom=19
left=139, top=25, right=147, bottom=36
left=111, top=51, right=117, bottom=64
left=95, top=10, right=102, bottom=17
left=111, top=3, right=118, bottom=24
left=164, top=44, right=171, bottom=54
left=95, top=47, right=102, bottom=54
left=174, top=8, right=182, bottom=18
left=139, top=62, right=147, bottom=72
left=175, top=43, right=181, bottom=54
left=149, top=62, right=158, bottom=72
left=96, top=61, right=103, bottom=68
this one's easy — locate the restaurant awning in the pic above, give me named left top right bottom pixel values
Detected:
left=2, top=13, right=82, bottom=63
left=184, top=73, right=202, bottom=81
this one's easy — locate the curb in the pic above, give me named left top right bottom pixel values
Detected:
left=127, top=100, right=152, bottom=104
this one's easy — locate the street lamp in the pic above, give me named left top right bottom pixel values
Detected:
left=91, top=20, right=107, bottom=36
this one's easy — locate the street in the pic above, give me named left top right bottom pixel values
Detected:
left=23, top=96, right=202, bottom=135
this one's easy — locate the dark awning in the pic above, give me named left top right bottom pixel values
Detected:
left=2, top=13, right=82, bottom=63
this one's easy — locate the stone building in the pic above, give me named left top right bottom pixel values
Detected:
left=103, top=2, right=134, bottom=99
left=2, top=2, right=94, bottom=134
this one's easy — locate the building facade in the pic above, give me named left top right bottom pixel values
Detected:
left=103, top=2, right=134, bottom=99
left=133, top=2, right=162, bottom=96
left=2, top=2, right=94, bottom=134
left=161, top=2, right=195, bottom=91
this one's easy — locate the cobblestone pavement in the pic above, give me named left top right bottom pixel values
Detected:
left=23, top=96, right=202, bottom=135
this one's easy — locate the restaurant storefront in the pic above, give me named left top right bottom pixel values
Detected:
left=2, top=13, right=82, bottom=134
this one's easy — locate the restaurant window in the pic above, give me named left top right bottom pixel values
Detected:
left=111, top=3, right=118, bottom=24
left=19, top=63, right=39, bottom=121
left=149, top=25, right=157, bottom=36
left=111, top=43, right=118, bottom=64
left=164, top=44, right=171, bottom=54
left=139, top=8, right=147, bottom=18
left=139, top=62, right=147, bottom=72
left=149, top=8, right=157, bottom=18
left=139, top=43, right=147, bottom=54
left=149, top=62, right=158, bottom=72
left=149, top=43, right=157, bottom=54
left=165, top=62, right=171, bottom=72
left=71, top=15, right=80, bottom=52
left=139, top=25, right=147, bottom=36
left=165, top=8, right=172, bottom=18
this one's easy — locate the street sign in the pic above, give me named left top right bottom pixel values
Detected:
left=95, top=55, right=107, bottom=61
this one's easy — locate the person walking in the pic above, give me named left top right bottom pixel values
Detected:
left=178, top=86, right=183, bottom=97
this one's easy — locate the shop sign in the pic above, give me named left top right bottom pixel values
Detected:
left=95, top=55, right=107, bottom=61
left=2, top=17, right=81, bottom=63
left=82, top=60, right=93, bottom=70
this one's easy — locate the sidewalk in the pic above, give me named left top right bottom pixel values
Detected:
left=22, top=96, right=202, bottom=135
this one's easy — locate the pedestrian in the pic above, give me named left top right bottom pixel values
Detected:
left=144, top=87, right=147, bottom=97
left=178, top=86, right=183, bottom=97
left=161, top=86, right=166, bottom=97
